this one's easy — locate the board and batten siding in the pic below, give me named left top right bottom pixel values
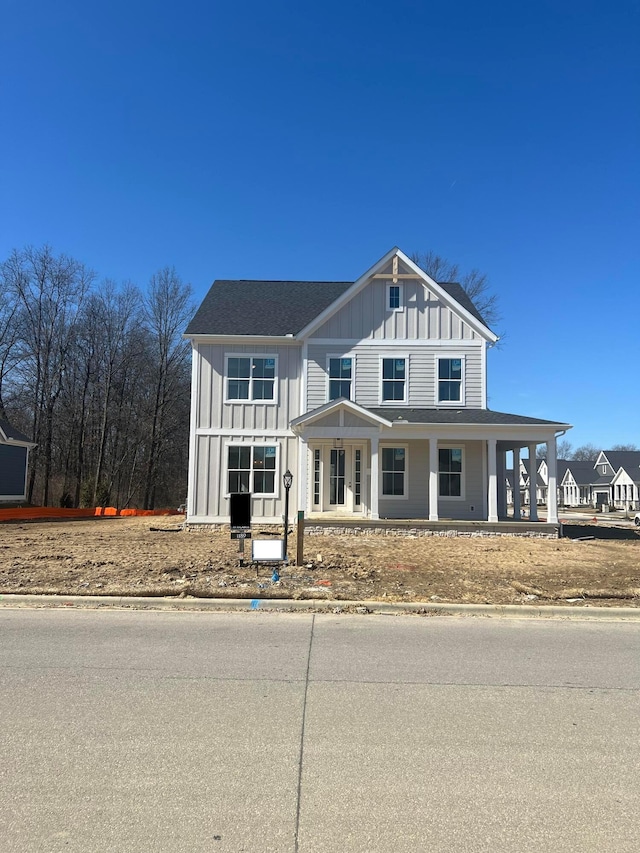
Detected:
left=192, top=433, right=299, bottom=520
left=306, top=343, right=483, bottom=411
left=378, top=440, right=485, bottom=520
left=195, top=342, right=302, bottom=431
left=310, top=279, right=480, bottom=342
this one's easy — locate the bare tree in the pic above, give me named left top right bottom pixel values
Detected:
left=410, top=250, right=501, bottom=329
left=2, top=246, right=94, bottom=503
left=141, top=268, right=193, bottom=509
left=610, top=443, right=639, bottom=452
left=1, top=245, right=193, bottom=510
left=537, top=439, right=573, bottom=460
left=571, top=444, right=600, bottom=461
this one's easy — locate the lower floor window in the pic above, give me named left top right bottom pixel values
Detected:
left=382, top=447, right=406, bottom=496
left=439, top=448, right=462, bottom=496
left=228, top=445, right=276, bottom=494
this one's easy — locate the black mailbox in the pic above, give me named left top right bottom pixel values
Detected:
left=230, top=492, right=251, bottom=530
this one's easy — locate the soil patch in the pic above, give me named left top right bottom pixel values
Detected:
left=1, top=517, right=639, bottom=607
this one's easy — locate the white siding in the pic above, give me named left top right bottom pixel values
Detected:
left=306, top=343, right=484, bottom=410
left=310, top=278, right=480, bottom=342
left=378, top=440, right=485, bottom=520
left=196, top=342, right=302, bottom=430
left=191, top=433, right=299, bottom=520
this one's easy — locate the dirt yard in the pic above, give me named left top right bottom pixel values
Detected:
left=1, top=516, right=639, bottom=607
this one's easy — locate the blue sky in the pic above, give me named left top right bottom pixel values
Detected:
left=1, top=0, right=638, bottom=450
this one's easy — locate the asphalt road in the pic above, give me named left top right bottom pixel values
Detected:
left=1, top=610, right=639, bottom=852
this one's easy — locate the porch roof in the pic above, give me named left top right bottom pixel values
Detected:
left=368, top=407, right=571, bottom=428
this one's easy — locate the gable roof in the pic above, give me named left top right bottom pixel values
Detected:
left=0, top=417, right=32, bottom=445
left=185, top=280, right=353, bottom=337
left=184, top=248, right=497, bottom=339
left=597, top=450, right=640, bottom=473
left=561, top=461, right=598, bottom=486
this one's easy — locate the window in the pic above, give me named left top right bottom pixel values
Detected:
left=439, top=448, right=462, bottom=497
left=226, top=356, right=276, bottom=401
left=438, top=358, right=462, bottom=402
left=328, top=357, right=352, bottom=401
left=382, top=447, right=406, bottom=496
left=227, top=445, right=276, bottom=494
left=387, top=283, right=403, bottom=311
left=382, top=358, right=406, bottom=402
left=313, top=449, right=321, bottom=506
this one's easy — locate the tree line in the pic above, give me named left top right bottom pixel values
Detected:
left=0, top=246, right=193, bottom=509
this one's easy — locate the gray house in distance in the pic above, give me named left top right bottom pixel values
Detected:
left=184, top=247, right=571, bottom=526
left=0, top=418, right=34, bottom=502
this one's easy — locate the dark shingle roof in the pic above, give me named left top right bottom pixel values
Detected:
left=368, top=408, right=568, bottom=427
left=185, top=278, right=492, bottom=337
left=438, top=282, right=488, bottom=326
left=185, top=281, right=353, bottom=336
left=563, top=461, right=598, bottom=485
left=0, top=417, right=31, bottom=444
left=601, top=450, right=640, bottom=473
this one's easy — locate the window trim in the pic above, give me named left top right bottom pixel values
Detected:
left=379, top=355, right=408, bottom=405
left=224, top=442, right=280, bottom=498
left=379, top=443, right=409, bottom=500
left=438, top=445, right=466, bottom=501
left=224, top=354, right=279, bottom=405
left=326, top=354, right=354, bottom=403
left=436, top=355, right=465, bottom=406
left=386, top=283, right=404, bottom=312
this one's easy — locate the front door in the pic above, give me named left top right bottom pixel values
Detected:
left=313, top=444, right=364, bottom=514
left=329, top=448, right=346, bottom=507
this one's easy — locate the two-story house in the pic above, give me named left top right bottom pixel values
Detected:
left=184, top=248, right=571, bottom=526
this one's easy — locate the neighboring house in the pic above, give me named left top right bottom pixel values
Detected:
left=184, top=248, right=571, bottom=526
left=520, top=458, right=547, bottom=505
left=592, top=450, right=640, bottom=510
left=0, top=417, right=35, bottom=502
left=560, top=461, right=596, bottom=506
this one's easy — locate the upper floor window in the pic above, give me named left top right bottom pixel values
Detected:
left=227, top=444, right=277, bottom=494
left=438, top=358, right=462, bottom=402
left=439, top=448, right=463, bottom=497
left=387, top=283, right=403, bottom=311
left=382, top=358, right=406, bottom=402
left=328, top=357, right=352, bottom=401
left=226, top=356, right=276, bottom=402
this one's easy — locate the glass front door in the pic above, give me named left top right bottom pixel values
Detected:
left=329, top=449, right=346, bottom=506
left=312, top=444, right=365, bottom=514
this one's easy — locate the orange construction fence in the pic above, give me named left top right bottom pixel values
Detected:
left=0, top=506, right=182, bottom=522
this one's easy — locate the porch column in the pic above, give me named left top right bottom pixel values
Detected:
left=429, top=437, right=439, bottom=521
left=497, top=449, right=507, bottom=519
left=370, top=435, right=379, bottom=520
left=513, top=448, right=522, bottom=520
left=528, top=444, right=538, bottom=521
left=547, top=435, right=558, bottom=524
left=298, top=437, right=308, bottom=516
left=487, top=439, right=498, bottom=523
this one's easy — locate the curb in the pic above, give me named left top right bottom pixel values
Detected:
left=0, top=594, right=639, bottom=620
